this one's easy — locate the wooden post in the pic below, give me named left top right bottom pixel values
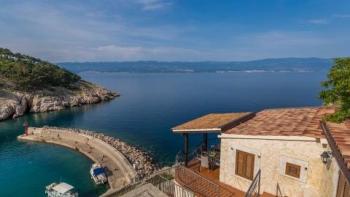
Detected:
left=203, top=133, right=208, bottom=152
left=258, top=170, right=261, bottom=196
left=183, top=133, right=189, bottom=166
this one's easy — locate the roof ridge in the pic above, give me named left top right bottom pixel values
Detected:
left=260, top=106, right=322, bottom=112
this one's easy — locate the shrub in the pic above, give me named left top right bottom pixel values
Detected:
left=320, top=58, right=350, bottom=122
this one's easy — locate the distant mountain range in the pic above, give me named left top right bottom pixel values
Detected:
left=58, top=58, right=332, bottom=73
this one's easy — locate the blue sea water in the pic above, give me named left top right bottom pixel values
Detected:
left=0, top=71, right=326, bottom=196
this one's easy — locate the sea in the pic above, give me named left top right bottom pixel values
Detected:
left=0, top=71, right=326, bottom=196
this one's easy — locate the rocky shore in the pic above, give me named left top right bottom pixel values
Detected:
left=45, top=126, right=158, bottom=179
left=0, top=81, right=118, bottom=121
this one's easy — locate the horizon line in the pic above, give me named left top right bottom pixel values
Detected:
left=56, top=57, right=334, bottom=64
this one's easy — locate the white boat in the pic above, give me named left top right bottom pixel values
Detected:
left=45, top=182, right=78, bottom=197
left=90, top=163, right=108, bottom=185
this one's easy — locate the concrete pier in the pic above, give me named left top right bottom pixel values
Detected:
left=18, top=127, right=137, bottom=193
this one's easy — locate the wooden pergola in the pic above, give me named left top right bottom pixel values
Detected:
left=172, top=112, right=254, bottom=166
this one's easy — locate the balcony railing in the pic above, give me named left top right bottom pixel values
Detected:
left=276, top=183, right=286, bottom=197
left=176, top=144, right=221, bottom=169
left=245, top=170, right=261, bottom=197
left=108, top=166, right=180, bottom=197
left=175, top=165, right=235, bottom=197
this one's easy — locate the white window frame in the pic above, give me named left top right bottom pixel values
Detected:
left=279, top=156, right=308, bottom=182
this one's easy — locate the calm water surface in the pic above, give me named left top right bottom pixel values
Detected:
left=0, top=71, right=326, bottom=196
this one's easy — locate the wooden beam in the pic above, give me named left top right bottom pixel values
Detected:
left=320, top=121, right=350, bottom=184
left=183, top=133, right=189, bottom=166
left=203, top=133, right=208, bottom=152
left=220, top=112, right=256, bottom=131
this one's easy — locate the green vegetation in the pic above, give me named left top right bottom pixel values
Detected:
left=320, top=58, right=350, bottom=122
left=0, top=48, right=80, bottom=91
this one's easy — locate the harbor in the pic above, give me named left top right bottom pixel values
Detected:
left=17, top=126, right=158, bottom=195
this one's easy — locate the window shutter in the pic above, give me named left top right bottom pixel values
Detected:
left=236, top=150, right=255, bottom=180
left=236, top=151, right=245, bottom=176
left=285, top=162, right=301, bottom=178
left=246, top=154, right=255, bottom=179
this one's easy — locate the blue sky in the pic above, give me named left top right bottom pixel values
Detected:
left=0, top=0, right=349, bottom=62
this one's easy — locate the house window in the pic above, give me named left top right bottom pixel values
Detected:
left=285, top=162, right=301, bottom=178
left=235, top=150, right=255, bottom=180
left=280, top=156, right=308, bottom=182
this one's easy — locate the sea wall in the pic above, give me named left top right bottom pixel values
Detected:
left=0, top=82, right=118, bottom=121
left=68, top=128, right=158, bottom=179
left=23, top=127, right=157, bottom=179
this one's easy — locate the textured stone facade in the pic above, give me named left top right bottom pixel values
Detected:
left=219, top=134, right=339, bottom=197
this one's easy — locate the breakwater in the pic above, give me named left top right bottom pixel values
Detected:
left=67, top=127, right=158, bottom=178
left=18, top=126, right=158, bottom=193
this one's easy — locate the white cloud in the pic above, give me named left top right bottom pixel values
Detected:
left=96, top=45, right=144, bottom=59
left=0, top=1, right=193, bottom=61
left=3, top=29, right=349, bottom=62
left=1, top=1, right=349, bottom=62
left=306, top=14, right=350, bottom=25
left=87, top=45, right=202, bottom=61
left=1, top=30, right=347, bottom=62
left=333, top=14, right=350, bottom=18
left=136, top=0, right=172, bottom=11
left=306, top=19, right=329, bottom=25
left=219, top=31, right=340, bottom=60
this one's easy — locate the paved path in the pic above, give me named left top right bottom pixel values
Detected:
left=18, top=127, right=137, bottom=193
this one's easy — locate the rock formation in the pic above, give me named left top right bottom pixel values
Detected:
left=0, top=81, right=118, bottom=121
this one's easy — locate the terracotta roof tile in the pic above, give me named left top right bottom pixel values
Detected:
left=225, top=107, right=335, bottom=138
left=325, top=121, right=350, bottom=170
left=222, top=106, right=350, bottom=172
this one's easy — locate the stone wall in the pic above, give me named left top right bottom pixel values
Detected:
left=29, top=127, right=157, bottom=179
left=219, top=134, right=339, bottom=197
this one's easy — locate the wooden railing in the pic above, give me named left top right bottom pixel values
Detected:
left=276, top=183, right=283, bottom=197
left=107, top=166, right=179, bottom=197
left=175, top=165, right=235, bottom=197
left=176, top=144, right=221, bottom=166
left=245, top=170, right=261, bottom=197
left=146, top=168, right=178, bottom=196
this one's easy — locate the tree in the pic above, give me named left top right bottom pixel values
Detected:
left=320, top=58, right=350, bottom=122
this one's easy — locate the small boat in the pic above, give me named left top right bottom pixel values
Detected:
left=45, top=182, right=78, bottom=197
left=90, top=163, right=108, bottom=185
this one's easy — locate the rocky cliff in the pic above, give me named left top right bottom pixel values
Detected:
left=0, top=81, right=118, bottom=121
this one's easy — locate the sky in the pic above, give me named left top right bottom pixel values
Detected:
left=0, top=0, right=350, bottom=62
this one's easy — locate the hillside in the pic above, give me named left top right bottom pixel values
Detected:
left=0, top=48, right=118, bottom=121
left=0, top=48, right=81, bottom=91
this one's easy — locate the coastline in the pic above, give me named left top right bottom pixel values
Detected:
left=0, top=81, right=118, bottom=122
left=18, top=127, right=158, bottom=194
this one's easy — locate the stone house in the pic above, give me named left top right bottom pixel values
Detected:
left=172, top=107, right=350, bottom=197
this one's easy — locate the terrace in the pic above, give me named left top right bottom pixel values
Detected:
left=172, top=112, right=254, bottom=166
left=175, top=159, right=245, bottom=197
left=172, top=112, right=264, bottom=197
